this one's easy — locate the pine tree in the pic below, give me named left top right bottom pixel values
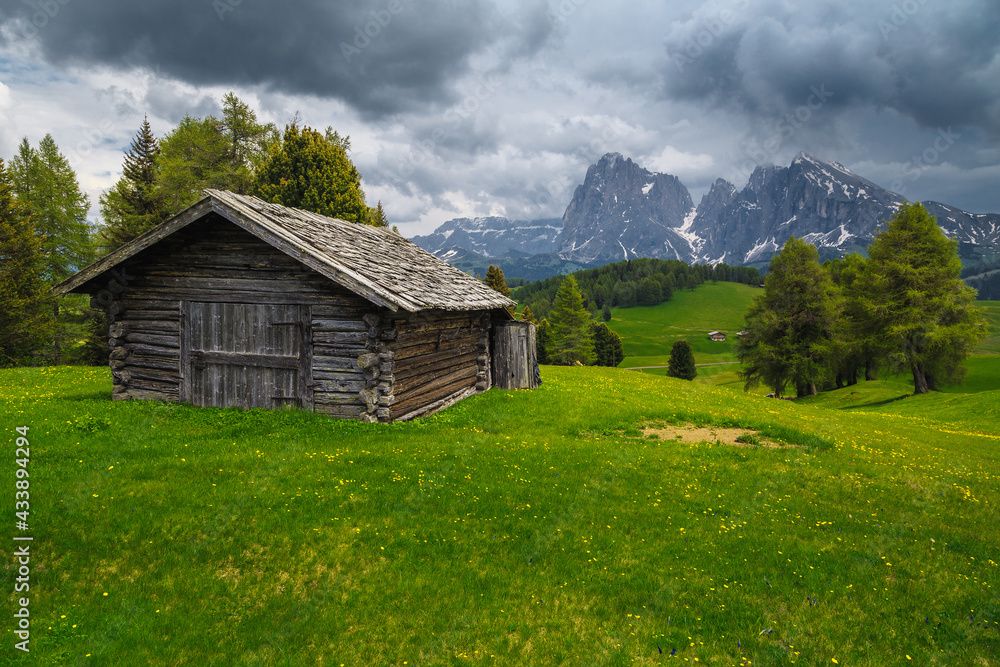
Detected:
left=736, top=237, right=836, bottom=398
left=0, top=159, right=55, bottom=366
left=536, top=318, right=552, bottom=365
left=666, top=339, right=697, bottom=380
left=602, top=304, right=612, bottom=321
left=484, top=264, right=511, bottom=298
left=592, top=322, right=624, bottom=367
left=548, top=274, right=596, bottom=365
left=484, top=264, right=514, bottom=316
left=253, top=124, right=370, bottom=224
left=100, top=116, right=167, bottom=251
left=369, top=200, right=389, bottom=228
left=858, top=203, right=986, bottom=393
left=520, top=305, right=537, bottom=325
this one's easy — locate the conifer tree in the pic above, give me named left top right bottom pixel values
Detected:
left=11, top=135, right=93, bottom=282
left=253, top=124, right=370, bottom=224
left=857, top=202, right=986, bottom=393
left=592, top=322, right=624, bottom=367
left=484, top=264, right=515, bottom=316
left=220, top=91, right=279, bottom=186
left=536, top=318, right=552, bottom=365
left=369, top=200, right=389, bottom=228
left=100, top=116, right=167, bottom=250
left=666, top=339, right=697, bottom=380
left=520, top=305, right=537, bottom=325
left=602, top=304, right=612, bottom=321
left=484, top=264, right=511, bottom=298
left=737, top=237, right=836, bottom=397
left=11, top=135, right=94, bottom=363
left=156, top=115, right=231, bottom=212
left=0, top=159, right=54, bottom=366
left=548, top=274, right=596, bottom=365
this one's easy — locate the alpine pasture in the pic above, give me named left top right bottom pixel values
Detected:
left=2, top=287, right=998, bottom=665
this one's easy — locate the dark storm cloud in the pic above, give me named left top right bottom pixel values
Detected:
left=663, top=0, right=1000, bottom=137
left=0, top=0, right=553, bottom=118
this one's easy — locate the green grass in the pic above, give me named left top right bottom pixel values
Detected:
left=976, top=301, right=1000, bottom=354
left=605, top=282, right=759, bottom=368
left=3, top=365, right=999, bottom=665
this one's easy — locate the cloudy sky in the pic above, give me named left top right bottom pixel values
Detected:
left=1, top=0, right=998, bottom=235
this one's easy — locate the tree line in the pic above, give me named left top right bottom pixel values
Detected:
left=484, top=265, right=624, bottom=368
left=1, top=93, right=385, bottom=367
left=737, top=203, right=986, bottom=397
left=514, top=257, right=761, bottom=323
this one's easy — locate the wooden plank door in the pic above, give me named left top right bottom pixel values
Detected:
left=181, top=302, right=312, bottom=410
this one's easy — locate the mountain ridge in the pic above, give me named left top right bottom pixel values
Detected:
left=409, top=153, right=1000, bottom=297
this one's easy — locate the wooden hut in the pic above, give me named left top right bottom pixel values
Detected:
left=54, top=190, right=537, bottom=422
left=707, top=331, right=726, bottom=342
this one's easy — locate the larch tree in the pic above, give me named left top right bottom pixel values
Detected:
left=857, top=202, right=986, bottom=394
left=0, top=158, right=54, bottom=366
left=220, top=91, right=279, bottom=190
left=547, top=274, right=596, bottom=365
left=666, top=339, right=697, bottom=380
left=736, top=236, right=836, bottom=398
left=10, top=135, right=93, bottom=282
left=155, top=114, right=237, bottom=214
left=11, top=135, right=94, bottom=363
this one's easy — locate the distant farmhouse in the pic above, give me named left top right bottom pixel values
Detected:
left=55, top=191, right=538, bottom=422
left=708, top=331, right=727, bottom=342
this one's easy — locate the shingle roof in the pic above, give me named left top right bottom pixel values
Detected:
left=55, top=190, right=517, bottom=313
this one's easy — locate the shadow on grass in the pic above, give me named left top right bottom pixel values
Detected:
left=841, top=393, right=911, bottom=410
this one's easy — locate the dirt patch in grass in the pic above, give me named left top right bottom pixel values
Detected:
left=642, top=423, right=801, bottom=449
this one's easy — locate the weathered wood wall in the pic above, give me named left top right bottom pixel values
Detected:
left=95, top=215, right=375, bottom=417
left=85, top=214, right=501, bottom=422
left=386, top=311, right=491, bottom=421
left=491, top=320, right=539, bottom=390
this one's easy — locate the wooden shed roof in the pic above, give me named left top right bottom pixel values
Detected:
left=55, top=190, right=517, bottom=313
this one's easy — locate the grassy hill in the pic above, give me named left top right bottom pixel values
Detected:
left=605, top=282, right=758, bottom=367
left=3, top=364, right=998, bottom=665
left=603, top=282, right=758, bottom=390
left=606, top=283, right=999, bottom=393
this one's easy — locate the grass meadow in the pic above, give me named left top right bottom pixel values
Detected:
left=2, top=287, right=997, bottom=665
left=2, top=360, right=998, bottom=665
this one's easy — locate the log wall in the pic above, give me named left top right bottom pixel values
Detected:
left=386, top=311, right=492, bottom=421
left=86, top=214, right=499, bottom=422
left=97, top=215, right=374, bottom=418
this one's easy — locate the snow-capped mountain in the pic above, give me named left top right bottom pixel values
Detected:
left=689, top=154, right=909, bottom=265
left=408, top=152, right=1000, bottom=296
left=410, top=216, right=561, bottom=258
left=557, top=153, right=695, bottom=264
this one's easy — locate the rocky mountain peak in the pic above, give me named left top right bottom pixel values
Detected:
left=558, top=153, right=694, bottom=264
